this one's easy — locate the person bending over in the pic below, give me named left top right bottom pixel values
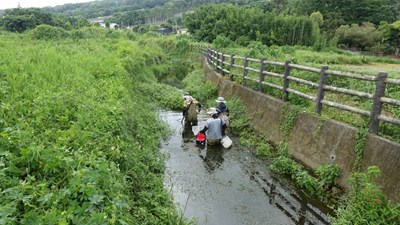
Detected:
left=199, top=109, right=227, bottom=145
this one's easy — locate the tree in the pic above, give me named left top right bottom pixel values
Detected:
left=184, top=4, right=320, bottom=46
left=335, top=22, right=382, bottom=50
left=381, top=21, right=400, bottom=55
left=321, top=12, right=346, bottom=37
left=288, top=0, right=398, bottom=25
left=310, top=11, right=323, bottom=27
left=0, top=8, right=53, bottom=32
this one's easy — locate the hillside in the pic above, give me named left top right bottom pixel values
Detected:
left=44, top=0, right=260, bottom=20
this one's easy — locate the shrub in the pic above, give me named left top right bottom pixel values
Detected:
left=30, top=24, right=69, bottom=40
left=332, top=166, right=400, bottom=225
left=213, top=35, right=234, bottom=48
left=182, top=69, right=217, bottom=104
left=335, top=23, right=382, bottom=51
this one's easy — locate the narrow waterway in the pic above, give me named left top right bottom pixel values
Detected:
left=160, top=110, right=333, bottom=225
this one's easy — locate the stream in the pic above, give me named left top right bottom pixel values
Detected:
left=160, top=110, right=333, bottom=225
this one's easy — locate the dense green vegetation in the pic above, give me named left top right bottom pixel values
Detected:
left=185, top=2, right=400, bottom=54
left=332, top=166, right=400, bottom=225
left=185, top=4, right=320, bottom=46
left=0, top=29, right=194, bottom=224
left=1, top=0, right=399, bottom=54
left=44, top=0, right=259, bottom=29
left=0, top=8, right=89, bottom=32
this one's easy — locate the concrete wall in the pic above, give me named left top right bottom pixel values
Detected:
left=202, top=58, right=400, bottom=203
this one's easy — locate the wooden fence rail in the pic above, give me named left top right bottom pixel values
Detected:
left=204, top=46, right=400, bottom=135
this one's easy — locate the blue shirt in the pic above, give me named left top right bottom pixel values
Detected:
left=217, top=102, right=229, bottom=114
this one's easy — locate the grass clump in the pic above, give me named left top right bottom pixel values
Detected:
left=182, top=68, right=217, bottom=104
left=332, top=166, right=400, bottom=225
left=29, top=24, right=69, bottom=40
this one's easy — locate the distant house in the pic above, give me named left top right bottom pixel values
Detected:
left=98, top=22, right=118, bottom=29
left=155, top=27, right=173, bottom=35
left=177, top=29, right=189, bottom=35
left=92, top=19, right=118, bottom=29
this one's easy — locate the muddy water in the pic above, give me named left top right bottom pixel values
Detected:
left=160, top=110, right=333, bottom=225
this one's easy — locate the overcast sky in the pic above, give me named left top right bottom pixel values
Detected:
left=0, top=0, right=95, bottom=10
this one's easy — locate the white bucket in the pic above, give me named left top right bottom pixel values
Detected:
left=221, top=135, right=232, bottom=148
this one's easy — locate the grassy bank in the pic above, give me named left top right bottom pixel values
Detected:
left=0, top=29, right=190, bottom=224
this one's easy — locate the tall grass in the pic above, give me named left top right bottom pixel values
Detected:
left=0, top=30, right=191, bottom=224
left=332, top=167, right=400, bottom=225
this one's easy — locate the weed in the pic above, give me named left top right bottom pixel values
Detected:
left=353, top=127, right=369, bottom=172
left=256, top=142, right=274, bottom=157
left=313, top=117, right=326, bottom=139
left=279, top=104, right=300, bottom=140
left=332, top=166, right=400, bottom=225
left=316, top=164, right=341, bottom=189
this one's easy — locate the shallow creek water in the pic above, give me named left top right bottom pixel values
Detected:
left=160, top=110, right=333, bottom=225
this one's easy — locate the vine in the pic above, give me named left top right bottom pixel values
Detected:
left=353, top=127, right=369, bottom=172
left=279, top=104, right=300, bottom=140
left=313, top=117, right=326, bottom=139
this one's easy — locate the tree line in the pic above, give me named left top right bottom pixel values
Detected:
left=185, top=4, right=319, bottom=46
left=1, top=0, right=399, bottom=54
left=0, top=8, right=89, bottom=32
left=44, top=0, right=258, bottom=25
left=185, top=0, right=400, bottom=54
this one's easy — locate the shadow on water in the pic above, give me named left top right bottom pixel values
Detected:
left=160, top=110, right=334, bottom=225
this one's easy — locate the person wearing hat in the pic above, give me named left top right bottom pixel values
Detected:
left=183, top=92, right=199, bottom=126
left=216, top=96, right=229, bottom=116
left=198, top=108, right=227, bottom=145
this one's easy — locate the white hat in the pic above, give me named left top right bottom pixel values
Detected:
left=183, top=92, right=191, bottom=99
left=216, top=97, right=226, bottom=103
left=206, top=107, right=218, bottom=115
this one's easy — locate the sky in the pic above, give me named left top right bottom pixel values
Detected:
left=0, top=0, right=94, bottom=10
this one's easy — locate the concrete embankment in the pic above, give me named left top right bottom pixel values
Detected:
left=202, top=57, right=400, bottom=203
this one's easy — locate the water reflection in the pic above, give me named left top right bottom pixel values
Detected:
left=182, top=123, right=195, bottom=142
left=250, top=171, right=332, bottom=225
left=199, top=145, right=225, bottom=172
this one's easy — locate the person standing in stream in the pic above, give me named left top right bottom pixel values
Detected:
left=216, top=96, right=229, bottom=116
left=198, top=108, right=227, bottom=145
left=182, top=92, right=199, bottom=126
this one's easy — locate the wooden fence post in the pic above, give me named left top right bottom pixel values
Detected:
left=315, top=66, right=329, bottom=114
left=369, top=72, right=388, bottom=134
left=216, top=50, right=220, bottom=72
left=282, top=60, right=291, bottom=101
left=207, top=47, right=211, bottom=64
left=211, top=49, right=214, bottom=68
left=243, top=57, right=249, bottom=86
left=221, top=53, right=226, bottom=76
left=229, top=54, right=235, bottom=81
left=259, top=59, right=266, bottom=92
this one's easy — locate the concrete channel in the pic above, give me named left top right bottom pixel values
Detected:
left=160, top=110, right=333, bottom=225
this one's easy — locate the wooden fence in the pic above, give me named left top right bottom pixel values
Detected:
left=204, top=46, right=400, bottom=135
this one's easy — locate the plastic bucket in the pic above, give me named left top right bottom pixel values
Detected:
left=196, top=133, right=206, bottom=141
left=196, top=133, right=206, bottom=146
left=221, top=135, right=232, bottom=148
